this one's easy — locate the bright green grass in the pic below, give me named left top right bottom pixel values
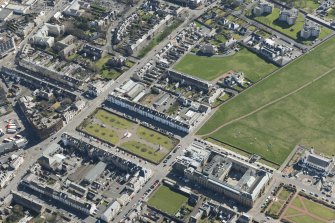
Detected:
left=292, top=197, right=304, bottom=209
left=136, top=126, right=177, bottom=150
left=268, top=201, right=283, bottom=215
left=100, top=69, right=121, bottom=80
left=287, top=214, right=323, bottom=223
left=120, top=141, right=165, bottom=164
left=253, top=8, right=332, bottom=41
left=254, top=8, right=304, bottom=39
left=326, top=8, right=335, bottom=21
left=285, top=207, right=302, bottom=216
left=148, top=185, right=188, bottom=215
left=174, top=48, right=277, bottom=81
left=82, top=123, right=119, bottom=145
left=302, top=197, right=335, bottom=221
left=290, top=0, right=320, bottom=12
left=278, top=188, right=292, bottom=201
left=94, top=56, right=112, bottom=70
left=317, top=26, right=333, bottom=41
left=95, top=109, right=133, bottom=129
left=198, top=37, right=335, bottom=164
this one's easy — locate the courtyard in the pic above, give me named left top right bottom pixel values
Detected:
left=147, top=185, right=188, bottom=215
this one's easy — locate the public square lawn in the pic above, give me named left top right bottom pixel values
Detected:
left=268, top=201, right=283, bottom=216
left=302, top=197, right=335, bottom=220
left=173, top=48, right=277, bottom=82
left=120, top=141, right=165, bottom=164
left=137, top=126, right=177, bottom=150
left=267, top=188, right=292, bottom=216
left=82, top=123, right=119, bottom=145
left=283, top=196, right=335, bottom=223
left=79, top=109, right=178, bottom=164
left=148, top=185, right=188, bottom=215
left=277, top=188, right=292, bottom=201
left=198, top=37, right=335, bottom=165
left=94, top=109, right=134, bottom=130
left=253, top=8, right=332, bottom=41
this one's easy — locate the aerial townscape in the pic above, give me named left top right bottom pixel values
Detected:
left=1, top=0, right=335, bottom=222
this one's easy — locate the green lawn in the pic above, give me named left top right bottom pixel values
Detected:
left=326, top=8, right=335, bottom=21
left=278, top=188, right=292, bottom=201
left=120, top=141, right=165, bottom=164
left=174, top=48, right=277, bottom=82
left=268, top=201, right=283, bottom=215
left=292, top=197, right=304, bottom=209
left=290, top=0, right=320, bottom=12
left=95, top=56, right=112, bottom=70
left=285, top=207, right=302, bottom=216
left=287, top=215, right=324, bottom=223
left=100, top=69, right=121, bottom=80
left=198, top=37, right=335, bottom=164
left=148, top=185, right=188, bottom=215
left=253, top=8, right=332, bottom=41
left=137, top=126, right=177, bottom=150
left=82, top=123, right=119, bottom=145
left=303, top=197, right=335, bottom=221
left=284, top=196, right=335, bottom=223
left=267, top=188, right=292, bottom=216
left=95, top=109, right=133, bottom=130
left=254, top=8, right=304, bottom=39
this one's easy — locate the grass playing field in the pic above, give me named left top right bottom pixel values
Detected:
left=198, top=37, right=335, bottom=165
left=147, top=185, right=188, bottom=215
left=173, top=48, right=277, bottom=82
left=283, top=196, right=335, bottom=223
left=253, top=8, right=332, bottom=41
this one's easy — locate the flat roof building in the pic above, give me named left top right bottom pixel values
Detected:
left=0, top=8, right=13, bottom=21
left=174, top=147, right=271, bottom=207
left=83, top=161, right=107, bottom=184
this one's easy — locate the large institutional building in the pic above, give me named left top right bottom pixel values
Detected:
left=173, top=144, right=272, bottom=207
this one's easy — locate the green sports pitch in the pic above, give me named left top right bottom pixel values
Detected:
left=198, top=37, right=335, bottom=165
left=173, top=48, right=277, bottom=82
